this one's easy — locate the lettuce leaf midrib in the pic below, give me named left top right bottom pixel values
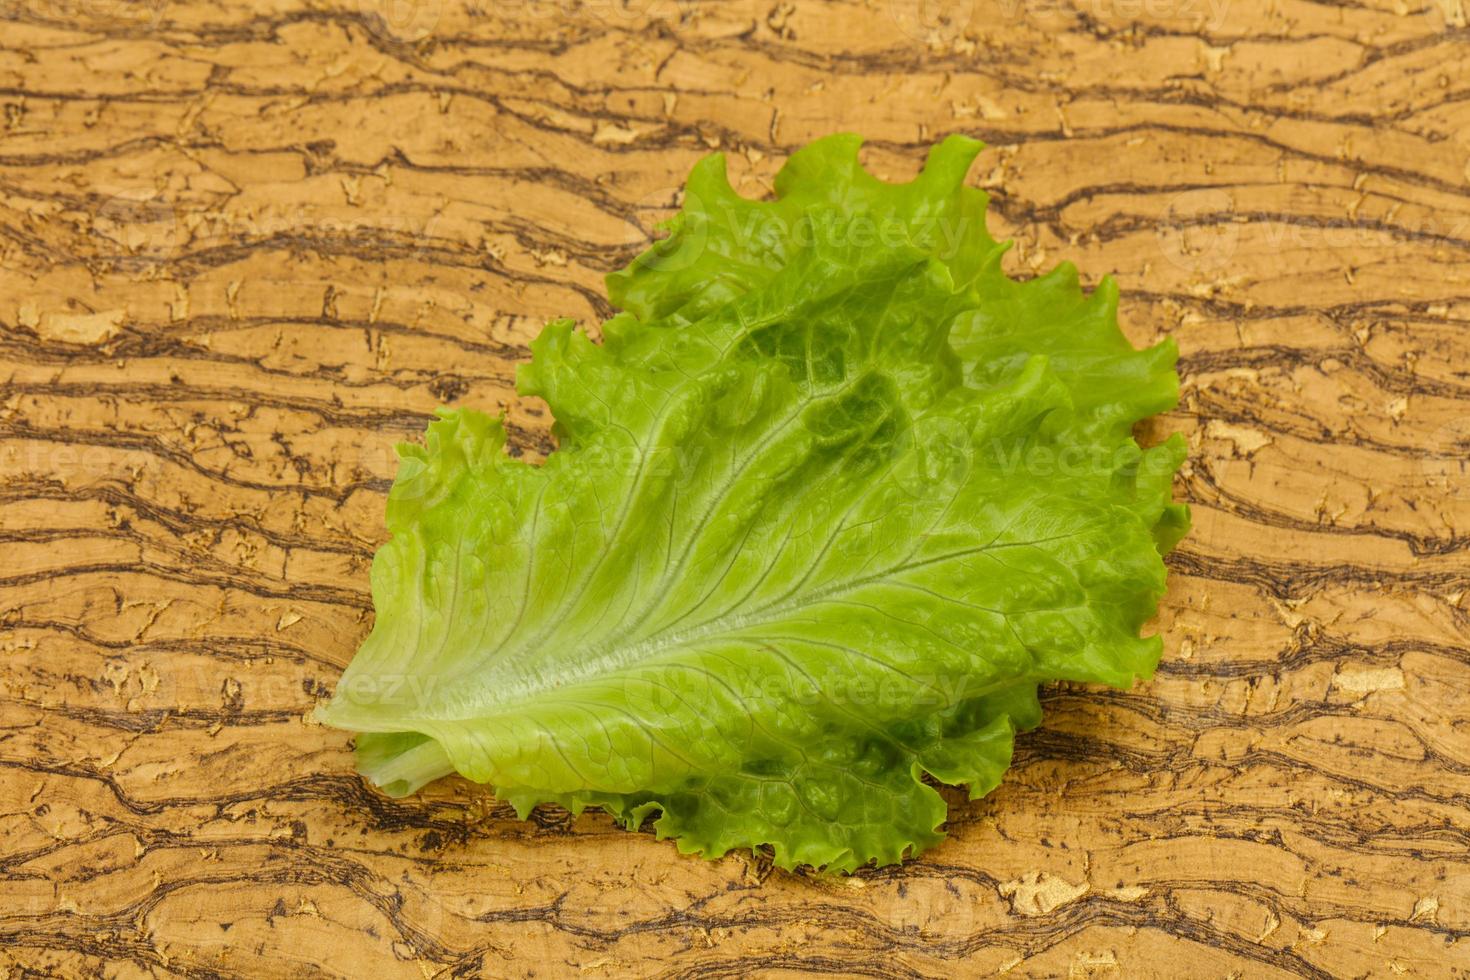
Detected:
left=407, top=533, right=1070, bottom=725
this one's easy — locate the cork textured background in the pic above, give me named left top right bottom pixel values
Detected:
left=1, top=0, right=1468, bottom=977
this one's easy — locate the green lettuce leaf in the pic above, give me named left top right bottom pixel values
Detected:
left=316, top=135, right=1188, bottom=872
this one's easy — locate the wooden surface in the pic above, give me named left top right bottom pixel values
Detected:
left=2, top=1, right=1468, bottom=977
